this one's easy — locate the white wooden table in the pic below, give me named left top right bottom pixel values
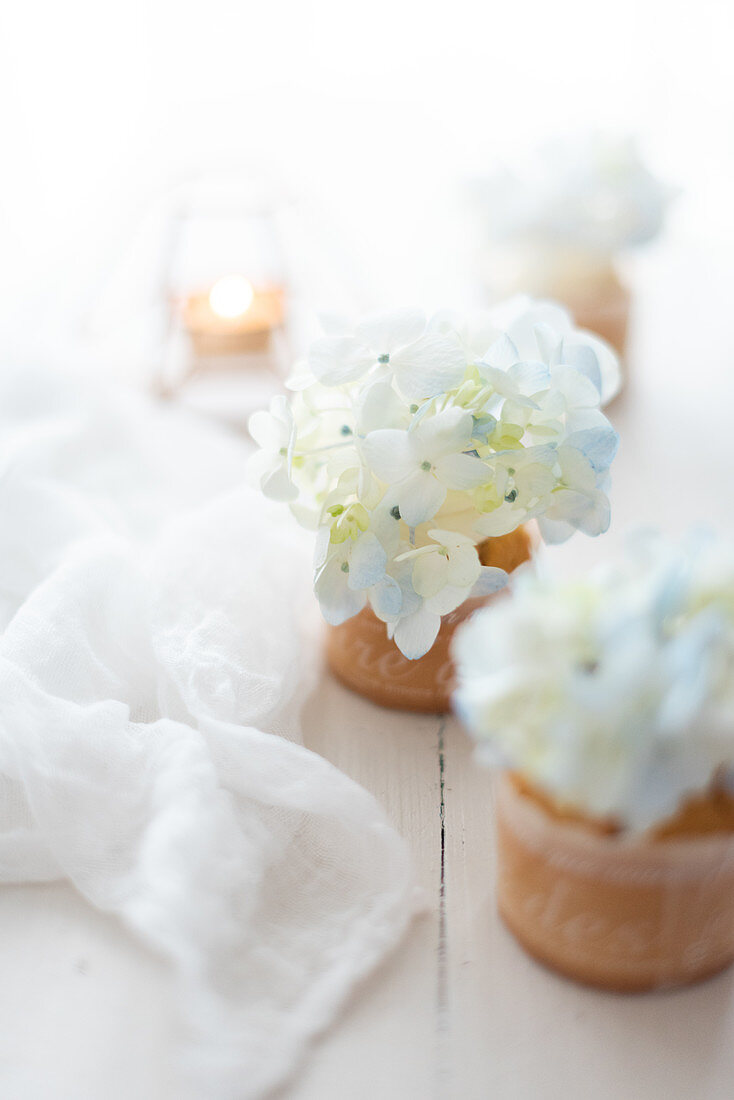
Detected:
left=2, top=241, right=734, bottom=1099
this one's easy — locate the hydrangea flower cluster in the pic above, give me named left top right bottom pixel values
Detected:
left=249, top=298, right=620, bottom=660
left=471, top=133, right=672, bottom=255
left=454, top=533, right=734, bottom=832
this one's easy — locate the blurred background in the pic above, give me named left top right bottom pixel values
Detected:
left=1, top=0, right=731, bottom=411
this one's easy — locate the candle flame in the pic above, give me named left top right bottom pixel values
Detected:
left=209, top=275, right=255, bottom=320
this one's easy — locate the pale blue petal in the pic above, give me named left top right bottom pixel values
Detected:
left=347, top=531, right=388, bottom=590
left=536, top=514, right=576, bottom=544
left=577, top=491, right=611, bottom=536
left=566, top=427, right=620, bottom=472
left=565, top=407, right=611, bottom=433
left=471, top=413, right=497, bottom=441
left=572, top=332, right=622, bottom=405
left=470, top=566, right=509, bottom=597
left=315, top=558, right=366, bottom=624
left=369, top=575, right=403, bottom=620
left=560, top=339, right=603, bottom=394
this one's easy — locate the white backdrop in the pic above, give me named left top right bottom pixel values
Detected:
left=1, top=0, right=733, bottom=349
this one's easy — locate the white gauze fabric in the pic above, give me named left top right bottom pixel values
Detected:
left=0, top=362, right=418, bottom=1099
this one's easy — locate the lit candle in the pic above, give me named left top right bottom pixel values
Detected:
left=183, top=275, right=284, bottom=358
left=208, top=274, right=255, bottom=319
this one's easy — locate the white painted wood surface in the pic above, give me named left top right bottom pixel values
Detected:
left=2, top=241, right=734, bottom=1099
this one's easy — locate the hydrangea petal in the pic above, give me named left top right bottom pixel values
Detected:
left=313, top=526, right=331, bottom=569
left=392, top=335, right=466, bottom=402
left=248, top=408, right=285, bottom=451
left=446, top=545, right=482, bottom=588
left=506, top=302, right=572, bottom=358
left=309, top=336, right=375, bottom=386
left=552, top=365, right=603, bottom=408
left=425, top=584, right=472, bottom=616
left=398, top=470, right=447, bottom=527
left=536, top=514, right=576, bottom=544
left=247, top=451, right=297, bottom=502
left=572, top=332, right=622, bottom=404
left=369, top=575, right=403, bottom=620
left=315, top=557, right=367, bottom=624
left=483, top=333, right=519, bottom=370
left=435, top=452, right=489, bottom=490
left=507, top=361, right=551, bottom=396
left=427, top=527, right=476, bottom=547
left=413, top=406, right=473, bottom=459
left=347, top=531, right=388, bottom=590
left=412, top=551, right=448, bottom=598
left=357, top=379, right=408, bottom=434
left=361, top=429, right=415, bottom=483
left=474, top=504, right=523, bottom=538
left=261, top=464, right=298, bottom=503
left=393, top=606, right=442, bottom=659
left=565, top=427, right=620, bottom=473
left=470, top=566, right=509, bottom=598
left=514, top=462, right=556, bottom=500
left=577, top=491, right=611, bottom=536
left=559, top=339, right=603, bottom=394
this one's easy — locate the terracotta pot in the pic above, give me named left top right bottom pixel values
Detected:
left=325, top=526, right=532, bottom=713
left=495, top=773, right=734, bottom=991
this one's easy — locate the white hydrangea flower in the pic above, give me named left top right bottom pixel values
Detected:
left=250, top=297, right=620, bottom=660
left=454, top=532, right=734, bottom=832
